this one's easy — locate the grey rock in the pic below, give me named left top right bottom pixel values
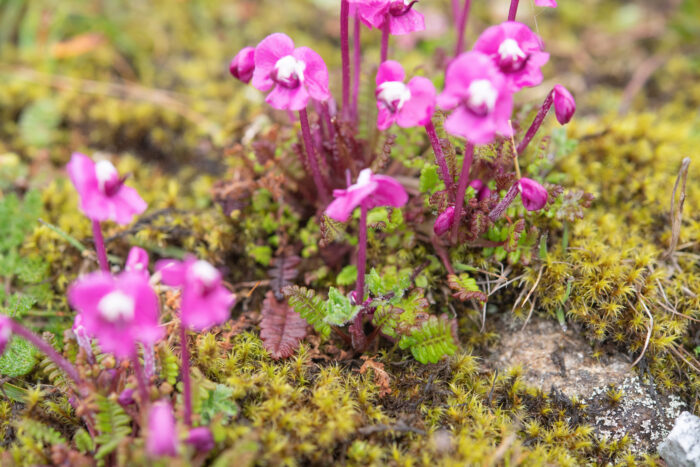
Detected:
left=659, top=411, right=700, bottom=467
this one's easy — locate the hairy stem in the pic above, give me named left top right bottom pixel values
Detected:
left=454, top=0, right=471, bottom=56
left=92, top=220, right=109, bottom=272
left=350, top=204, right=369, bottom=349
left=508, top=0, right=519, bottom=21
left=299, top=108, right=329, bottom=204
left=132, top=346, right=150, bottom=407
left=517, top=91, right=553, bottom=155
left=352, top=12, right=362, bottom=121
left=10, top=321, right=83, bottom=391
left=340, top=0, right=351, bottom=117
left=180, top=325, right=192, bottom=426
left=142, top=343, right=155, bottom=379
left=380, top=19, right=389, bottom=63
left=424, top=121, right=454, bottom=194
left=451, top=143, right=474, bottom=242
left=489, top=183, right=520, bottom=222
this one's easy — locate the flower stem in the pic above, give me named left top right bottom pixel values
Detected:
left=451, top=143, right=474, bottom=242
left=352, top=11, right=362, bottom=121
left=380, top=19, right=389, bottom=63
left=517, top=90, right=553, bottom=155
left=489, top=183, right=519, bottom=222
left=340, top=0, right=351, bottom=116
left=9, top=321, right=83, bottom=390
left=142, top=343, right=155, bottom=379
left=454, top=0, right=471, bottom=56
left=132, top=347, right=150, bottom=407
left=350, top=204, right=369, bottom=350
left=508, top=0, right=519, bottom=21
left=299, top=108, right=329, bottom=204
left=92, top=220, right=109, bottom=272
left=452, top=0, right=461, bottom=25
left=180, top=325, right=192, bottom=426
left=424, top=121, right=454, bottom=194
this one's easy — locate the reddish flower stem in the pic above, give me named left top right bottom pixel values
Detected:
left=452, top=0, right=461, bottom=24
left=451, top=143, right=474, bottom=242
left=299, top=108, right=330, bottom=204
left=92, top=220, right=109, bottom=272
left=350, top=204, right=369, bottom=350
left=489, top=183, right=519, bottom=221
left=454, top=0, right=471, bottom=56
left=508, top=0, right=519, bottom=21
left=9, top=321, right=83, bottom=390
left=517, top=91, right=553, bottom=155
left=352, top=12, right=362, bottom=121
left=131, top=346, right=150, bottom=408
left=380, top=19, right=389, bottom=63
left=340, top=0, right=351, bottom=116
left=180, top=325, right=192, bottom=426
left=424, top=121, right=454, bottom=194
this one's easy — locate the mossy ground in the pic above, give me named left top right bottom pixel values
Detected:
left=0, top=0, right=699, bottom=465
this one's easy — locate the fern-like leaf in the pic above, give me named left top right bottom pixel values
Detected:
left=94, top=394, right=131, bottom=460
left=157, top=344, right=180, bottom=386
left=268, top=254, right=301, bottom=300
left=283, top=285, right=331, bottom=339
left=447, top=273, right=488, bottom=302
left=260, top=291, right=307, bottom=360
left=399, top=316, right=458, bottom=364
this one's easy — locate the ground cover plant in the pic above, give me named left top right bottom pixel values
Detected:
left=0, top=0, right=699, bottom=465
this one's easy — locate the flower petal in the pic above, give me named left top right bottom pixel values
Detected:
left=252, top=33, right=295, bottom=92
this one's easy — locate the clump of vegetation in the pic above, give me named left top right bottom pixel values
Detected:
left=0, top=0, right=698, bottom=465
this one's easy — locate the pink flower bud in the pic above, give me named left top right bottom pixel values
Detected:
left=229, top=47, right=255, bottom=83
left=125, top=246, right=149, bottom=277
left=517, top=178, right=548, bottom=211
left=118, top=388, right=135, bottom=406
left=535, top=0, right=557, bottom=7
left=469, top=179, right=492, bottom=201
left=147, top=400, right=179, bottom=457
left=433, top=206, right=455, bottom=236
left=0, top=316, right=12, bottom=356
left=186, top=427, right=215, bottom=452
left=552, top=85, right=575, bottom=125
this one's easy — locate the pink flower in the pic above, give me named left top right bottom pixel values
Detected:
left=0, top=315, right=11, bottom=356
left=251, top=33, right=331, bottom=111
left=433, top=206, right=455, bottom=236
left=229, top=46, right=255, bottom=83
left=156, top=257, right=235, bottom=331
left=552, top=85, right=576, bottom=125
left=186, top=427, right=215, bottom=452
left=325, top=168, right=408, bottom=222
left=535, top=0, right=557, bottom=7
left=437, top=52, right=513, bottom=144
left=375, top=60, right=435, bottom=130
left=472, top=22, right=549, bottom=91
left=349, top=0, right=425, bottom=35
left=67, top=153, right=147, bottom=225
left=67, top=271, right=163, bottom=358
left=125, top=246, right=150, bottom=277
left=147, top=400, right=179, bottom=457
left=518, top=178, right=548, bottom=211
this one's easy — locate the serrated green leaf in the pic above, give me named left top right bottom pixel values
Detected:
left=200, top=384, right=239, bottom=424
left=0, top=336, right=37, bottom=377
left=399, top=316, right=457, bottom=364
left=324, top=287, right=360, bottom=326
left=419, top=165, right=440, bottom=193
left=336, top=265, right=357, bottom=287
left=284, top=285, right=331, bottom=338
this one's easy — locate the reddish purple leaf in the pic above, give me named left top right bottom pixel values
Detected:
left=260, top=291, right=307, bottom=360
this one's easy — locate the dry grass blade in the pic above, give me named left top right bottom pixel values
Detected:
left=630, top=295, right=653, bottom=367
left=521, top=266, right=544, bottom=331
left=662, top=157, right=691, bottom=260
